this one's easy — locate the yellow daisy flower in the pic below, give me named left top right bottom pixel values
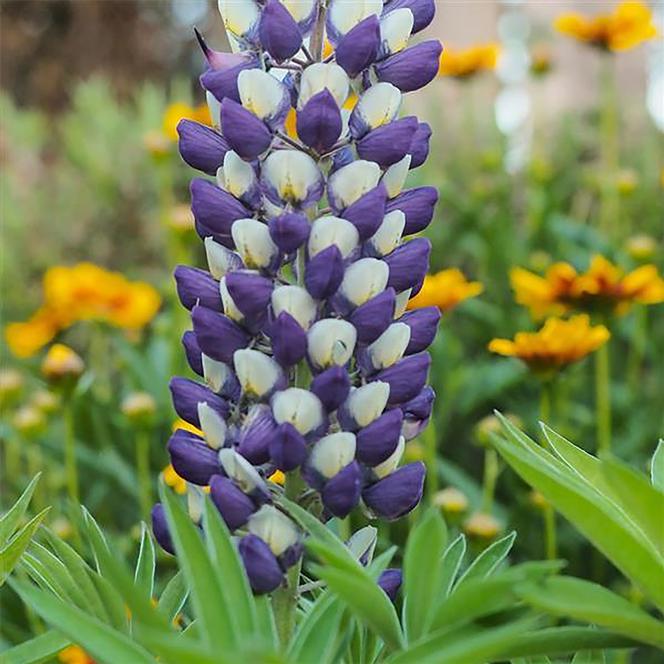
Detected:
left=407, top=268, right=483, bottom=312
left=438, top=44, right=499, bottom=80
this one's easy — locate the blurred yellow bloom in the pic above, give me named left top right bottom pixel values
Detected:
left=41, top=344, right=85, bottom=382
left=626, top=234, right=657, bottom=262
left=615, top=169, right=638, bottom=195
left=555, top=1, right=657, bottom=52
left=530, top=45, right=553, bottom=77
left=162, top=102, right=212, bottom=141
left=58, top=645, right=95, bottom=664
left=172, top=418, right=203, bottom=436
left=438, top=44, right=499, bottom=79
left=489, top=315, right=610, bottom=372
left=0, top=368, right=23, bottom=400
left=268, top=469, right=285, bottom=485
left=433, top=487, right=469, bottom=515
left=31, top=389, right=60, bottom=414
left=13, top=405, right=46, bottom=436
left=407, top=269, right=483, bottom=312
left=510, top=262, right=577, bottom=319
left=121, top=391, right=157, bottom=423
left=5, top=307, right=61, bottom=358
left=163, top=463, right=187, bottom=495
left=464, top=512, right=502, bottom=540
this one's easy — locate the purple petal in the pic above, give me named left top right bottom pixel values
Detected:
left=375, top=352, right=431, bottom=405
left=182, top=330, right=204, bottom=376
left=296, top=90, right=342, bottom=153
left=374, top=40, right=442, bottom=93
left=259, top=0, right=303, bottom=62
left=341, top=184, right=388, bottom=240
left=349, top=288, right=396, bottom=344
left=169, top=376, right=229, bottom=427
left=210, top=474, right=256, bottom=531
left=377, top=568, right=402, bottom=601
left=151, top=503, right=174, bottom=555
left=269, top=422, right=307, bottom=471
left=386, top=186, right=438, bottom=236
left=310, top=366, right=351, bottom=412
left=400, top=386, right=435, bottom=440
left=220, top=99, right=273, bottom=160
left=362, top=462, right=426, bottom=520
left=279, top=542, right=304, bottom=570
left=356, top=408, right=403, bottom=465
left=330, top=147, right=355, bottom=173
left=177, top=120, right=229, bottom=175
left=335, top=15, right=381, bottom=77
left=270, top=312, right=308, bottom=366
left=305, top=245, right=344, bottom=300
left=399, top=307, right=441, bottom=354
left=384, top=238, right=431, bottom=293
left=190, top=178, right=250, bottom=246
left=321, top=461, right=362, bottom=518
left=168, top=428, right=221, bottom=485
left=192, top=305, right=251, bottom=364
left=383, top=0, right=435, bottom=34
left=356, top=117, right=419, bottom=168
left=268, top=212, right=310, bottom=253
left=174, top=265, right=221, bottom=311
left=199, top=53, right=259, bottom=103
left=239, top=534, right=284, bottom=594
left=237, top=405, right=277, bottom=465
left=225, top=270, right=274, bottom=322
left=408, top=122, right=432, bottom=169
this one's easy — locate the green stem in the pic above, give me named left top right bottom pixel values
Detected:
left=539, top=379, right=557, bottom=560
left=481, top=448, right=499, bottom=514
left=599, top=55, right=619, bottom=238
left=135, top=429, right=152, bottom=522
left=63, top=401, right=79, bottom=505
left=422, top=416, right=438, bottom=500
left=90, top=323, right=112, bottom=402
left=627, top=306, right=647, bottom=391
left=4, top=433, right=23, bottom=486
left=595, top=340, right=612, bottom=455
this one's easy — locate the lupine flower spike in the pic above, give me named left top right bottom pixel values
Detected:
left=156, top=0, right=441, bottom=596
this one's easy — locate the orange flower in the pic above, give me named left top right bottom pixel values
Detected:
left=438, top=44, right=499, bottom=79
left=555, top=1, right=657, bottom=52
left=489, top=315, right=610, bottom=373
left=5, top=307, right=62, bottom=358
left=510, top=262, right=578, bottom=319
left=407, top=269, right=483, bottom=312
left=162, top=102, right=212, bottom=141
left=58, top=645, right=95, bottom=664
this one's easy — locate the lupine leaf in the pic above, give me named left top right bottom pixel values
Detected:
left=0, top=507, right=50, bottom=585
left=367, top=545, right=397, bottom=580
left=91, top=571, right=130, bottom=633
left=255, top=596, right=278, bottom=651
left=0, top=474, right=41, bottom=544
left=437, top=534, right=466, bottom=599
left=517, top=576, right=664, bottom=650
left=9, top=577, right=157, bottom=664
left=159, top=483, right=237, bottom=650
left=134, top=524, right=156, bottom=600
left=157, top=571, right=188, bottom=625
left=403, top=508, right=447, bottom=642
left=0, top=629, right=70, bottom=664
left=288, top=593, right=344, bottom=664
left=651, top=440, right=664, bottom=491
left=456, top=530, right=516, bottom=587
left=21, top=553, right=68, bottom=599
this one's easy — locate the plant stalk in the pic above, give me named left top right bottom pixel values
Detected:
left=595, top=340, right=611, bottom=455
left=599, top=55, right=619, bottom=238
left=135, top=429, right=152, bottom=521
left=539, top=379, right=557, bottom=559
left=481, top=448, right=499, bottom=513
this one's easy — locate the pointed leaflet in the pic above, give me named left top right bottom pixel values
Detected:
left=455, top=530, right=516, bottom=587
left=0, top=473, right=41, bottom=543
left=134, top=524, right=156, bottom=600
left=0, top=507, right=50, bottom=585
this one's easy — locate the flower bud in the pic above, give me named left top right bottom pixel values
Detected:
left=121, top=392, right=157, bottom=426
left=41, top=344, right=84, bottom=384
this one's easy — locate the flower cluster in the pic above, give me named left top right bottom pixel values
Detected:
left=511, top=255, right=664, bottom=319
left=5, top=263, right=162, bottom=358
left=407, top=268, right=483, bottom=312
left=437, top=43, right=499, bottom=80
left=489, top=315, right=610, bottom=373
left=152, top=0, right=442, bottom=595
left=555, top=1, right=657, bottom=52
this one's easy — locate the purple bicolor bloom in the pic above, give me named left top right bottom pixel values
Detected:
left=225, top=270, right=274, bottom=323
left=377, top=568, right=403, bottom=601
left=270, top=422, right=307, bottom=471
left=349, top=289, right=396, bottom=344
left=386, top=186, right=438, bottom=236
left=340, top=184, right=388, bottom=240
left=362, top=462, right=426, bottom=520
left=335, top=15, right=380, bottom=77
left=210, top=474, right=257, bottom=530
left=177, top=120, right=229, bottom=175
left=356, top=408, right=403, bottom=465
left=399, top=307, right=441, bottom=354
left=239, top=534, right=284, bottom=594
left=375, top=41, right=443, bottom=93
left=270, top=312, right=308, bottom=366
left=321, top=461, right=362, bottom=518
left=297, top=90, right=342, bottom=153
left=237, top=405, right=277, bottom=465
left=169, top=376, right=229, bottom=428
left=400, top=386, right=435, bottom=440
left=375, top=352, right=431, bottom=405
left=151, top=503, right=175, bottom=555
left=220, top=99, right=273, bottom=160
left=192, top=305, right=250, bottom=364
left=356, top=117, right=419, bottom=168
left=384, top=238, right=432, bottom=292
left=167, top=428, right=222, bottom=485
left=182, top=330, right=204, bottom=376
left=305, top=245, right=344, bottom=300
left=269, top=212, right=310, bottom=253
left=174, top=265, right=221, bottom=312
left=259, top=0, right=303, bottom=62
left=408, top=122, right=432, bottom=169
left=383, top=0, right=436, bottom=34
left=310, top=366, right=351, bottom=412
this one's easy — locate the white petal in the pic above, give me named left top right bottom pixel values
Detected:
left=308, top=216, right=359, bottom=259
left=197, top=402, right=227, bottom=449
left=262, top=150, right=322, bottom=205
left=309, top=432, right=356, bottom=479
left=368, top=323, right=410, bottom=369
left=382, top=155, right=411, bottom=198
left=231, top=218, right=278, bottom=269
left=380, top=8, right=413, bottom=56
left=346, top=382, right=390, bottom=427
left=271, top=387, right=324, bottom=435
left=328, top=0, right=382, bottom=38
left=271, top=285, right=318, bottom=330
left=394, top=289, right=412, bottom=318
left=339, top=258, right=389, bottom=307
left=218, top=447, right=266, bottom=494
left=354, top=82, right=402, bottom=132
left=206, top=91, right=221, bottom=127
left=282, top=0, right=316, bottom=23
left=219, top=277, right=244, bottom=322
left=218, top=0, right=260, bottom=45
left=368, top=210, right=405, bottom=256
left=187, top=485, right=205, bottom=524
left=346, top=526, right=378, bottom=562
left=307, top=319, right=357, bottom=369
left=217, top=151, right=257, bottom=199
left=238, top=69, right=289, bottom=121
left=299, top=62, right=349, bottom=108
left=248, top=505, right=299, bottom=556
left=202, top=354, right=231, bottom=394
left=328, top=160, right=381, bottom=209
left=373, top=436, right=405, bottom=479
left=234, top=349, right=282, bottom=397
left=205, top=238, right=240, bottom=280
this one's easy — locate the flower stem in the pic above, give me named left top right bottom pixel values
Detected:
left=539, top=379, right=557, bottom=560
left=595, top=340, right=611, bottom=455
left=135, top=429, right=152, bottom=522
left=63, top=401, right=79, bottom=505
left=309, top=1, right=327, bottom=62
left=481, top=448, right=499, bottom=514
left=627, top=306, right=647, bottom=392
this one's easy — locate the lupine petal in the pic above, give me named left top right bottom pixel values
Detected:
left=270, top=312, right=308, bottom=366
left=338, top=381, right=390, bottom=430
left=307, top=432, right=357, bottom=480
left=271, top=285, right=317, bottom=330
left=305, top=245, right=344, bottom=300
left=237, top=404, right=277, bottom=464
left=234, top=349, right=285, bottom=398
left=335, top=15, right=381, bottom=77
left=339, top=258, right=389, bottom=308
left=341, top=184, right=388, bottom=240
left=357, top=116, right=418, bottom=167
left=408, top=122, right=431, bottom=169
left=322, top=461, right=362, bottom=518
left=210, top=474, right=256, bottom=530
left=261, top=150, right=324, bottom=208
left=174, top=266, right=221, bottom=311
left=386, top=186, right=438, bottom=235
left=366, top=210, right=405, bottom=257
left=375, top=352, right=430, bottom=404
left=169, top=377, right=229, bottom=427
left=167, top=428, right=221, bottom=485
left=239, top=534, right=284, bottom=594
left=220, top=99, right=272, bottom=160
left=378, top=8, right=414, bottom=58
left=400, top=385, right=435, bottom=440
left=307, top=319, right=357, bottom=371
left=269, top=422, right=306, bottom=471
left=377, top=568, right=403, bottom=601
left=151, top=504, right=174, bottom=555
left=382, top=155, right=411, bottom=198
left=205, top=237, right=244, bottom=279
left=237, top=69, right=291, bottom=128
left=182, top=330, right=204, bottom=376
left=192, top=305, right=250, bottom=364
left=259, top=0, right=303, bottom=62
left=349, top=288, right=396, bottom=344
left=268, top=212, right=310, bottom=253
left=384, top=238, right=431, bottom=292
left=299, top=62, right=349, bottom=108
left=383, top=0, right=435, bottom=34
left=310, top=366, right=351, bottom=412
left=231, top=218, right=280, bottom=271
left=217, top=150, right=261, bottom=208
left=362, top=462, right=425, bottom=520
left=374, top=40, right=442, bottom=93
left=326, top=0, right=383, bottom=45
left=225, top=269, right=274, bottom=321
left=309, top=216, right=359, bottom=259
left=327, top=160, right=381, bottom=212
left=272, top=387, right=324, bottom=435
left=296, top=90, right=343, bottom=153
left=177, top=120, right=229, bottom=175
left=349, top=82, right=401, bottom=139
left=399, top=307, right=441, bottom=354
left=356, top=408, right=404, bottom=465
left=199, top=53, right=259, bottom=103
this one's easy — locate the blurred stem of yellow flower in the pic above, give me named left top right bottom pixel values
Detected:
left=599, top=55, right=620, bottom=238
left=627, top=306, right=647, bottom=390
left=136, top=429, right=153, bottom=522
left=595, top=335, right=612, bottom=455
left=63, top=399, right=82, bottom=547
left=539, top=379, right=557, bottom=560
left=480, top=448, right=499, bottom=514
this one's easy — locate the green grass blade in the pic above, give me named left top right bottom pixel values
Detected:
left=157, top=571, right=188, bottom=625
left=1, top=629, right=70, bottom=664
left=288, top=593, right=344, bottom=664
left=0, top=474, right=41, bottom=544
left=651, top=440, right=664, bottom=491
left=0, top=507, right=50, bottom=585
left=134, top=524, right=156, bottom=600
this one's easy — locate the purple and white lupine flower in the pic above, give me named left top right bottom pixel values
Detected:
left=155, top=0, right=441, bottom=595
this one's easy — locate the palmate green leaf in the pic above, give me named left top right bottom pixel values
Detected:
left=157, top=571, right=188, bottom=625
left=0, top=629, right=70, bottom=664
left=288, top=592, right=344, bottom=664
left=456, top=530, right=516, bottom=587
left=517, top=577, right=664, bottom=650
left=438, top=534, right=466, bottom=598
left=493, top=417, right=664, bottom=612
left=0, top=507, right=50, bottom=585
left=402, top=508, right=447, bottom=642
left=0, top=474, right=41, bottom=544
left=134, top=523, right=156, bottom=600
left=159, top=483, right=237, bottom=651
left=9, top=577, right=156, bottom=664
left=651, top=440, right=664, bottom=491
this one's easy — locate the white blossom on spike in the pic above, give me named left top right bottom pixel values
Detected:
left=339, top=258, right=389, bottom=307
left=271, top=388, right=324, bottom=435
left=271, top=285, right=318, bottom=330
left=307, top=319, right=357, bottom=369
